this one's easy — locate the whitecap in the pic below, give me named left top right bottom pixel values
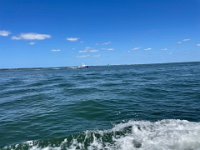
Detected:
left=4, top=119, right=200, bottom=150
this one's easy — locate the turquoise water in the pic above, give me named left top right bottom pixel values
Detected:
left=0, top=62, right=200, bottom=150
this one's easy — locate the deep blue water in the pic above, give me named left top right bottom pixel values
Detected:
left=0, top=62, right=200, bottom=150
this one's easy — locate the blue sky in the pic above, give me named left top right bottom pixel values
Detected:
left=0, top=0, right=200, bottom=68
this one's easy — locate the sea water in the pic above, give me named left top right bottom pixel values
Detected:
left=0, top=62, right=200, bottom=150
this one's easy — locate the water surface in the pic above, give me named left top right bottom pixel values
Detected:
left=0, top=62, right=200, bottom=149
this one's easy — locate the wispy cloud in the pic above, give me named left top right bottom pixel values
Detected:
left=79, top=47, right=98, bottom=53
left=177, top=38, right=191, bottom=44
left=66, top=37, right=79, bottom=42
left=0, top=30, right=11, bottom=37
left=96, top=41, right=111, bottom=46
left=51, top=49, right=61, bottom=52
left=77, top=54, right=101, bottom=58
left=77, top=55, right=90, bottom=58
left=196, top=43, right=200, bottom=47
left=12, top=33, right=51, bottom=40
left=161, top=48, right=168, bottom=51
left=29, top=42, right=35, bottom=45
left=182, top=38, right=191, bottom=42
left=102, top=48, right=115, bottom=51
left=144, top=48, right=152, bottom=51
left=79, top=49, right=98, bottom=53
left=102, top=41, right=111, bottom=45
left=132, top=47, right=140, bottom=50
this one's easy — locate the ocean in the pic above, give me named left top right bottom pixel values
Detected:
left=0, top=62, right=200, bottom=150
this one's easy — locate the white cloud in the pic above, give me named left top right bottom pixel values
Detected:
left=182, top=38, right=191, bottom=42
left=79, top=49, right=98, bottom=53
left=196, top=43, right=200, bottom=47
left=102, top=41, right=111, bottom=45
left=66, top=37, right=79, bottom=42
left=29, top=42, right=35, bottom=45
left=161, top=48, right=168, bottom=51
left=106, top=48, right=114, bottom=51
left=102, top=48, right=115, bottom=51
left=77, top=55, right=90, bottom=58
left=144, top=48, right=152, bottom=51
left=0, top=30, right=11, bottom=37
left=177, top=38, right=191, bottom=44
left=96, top=41, right=111, bottom=46
left=132, top=47, right=140, bottom=50
left=12, top=33, right=51, bottom=40
left=77, top=54, right=100, bottom=58
left=77, top=47, right=100, bottom=58
left=79, top=47, right=98, bottom=53
left=51, top=49, right=61, bottom=52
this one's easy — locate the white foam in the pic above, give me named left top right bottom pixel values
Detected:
left=8, top=119, right=200, bottom=150
left=110, top=119, right=200, bottom=150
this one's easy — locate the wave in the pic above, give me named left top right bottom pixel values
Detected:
left=2, top=119, right=200, bottom=150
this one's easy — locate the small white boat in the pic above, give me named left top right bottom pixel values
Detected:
left=71, top=63, right=89, bottom=69
left=77, top=63, right=89, bottom=69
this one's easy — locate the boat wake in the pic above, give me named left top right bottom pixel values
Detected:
left=3, top=119, right=200, bottom=150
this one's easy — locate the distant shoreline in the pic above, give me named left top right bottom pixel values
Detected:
left=0, top=61, right=200, bottom=70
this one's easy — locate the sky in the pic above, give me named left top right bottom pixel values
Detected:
left=0, top=0, right=200, bottom=68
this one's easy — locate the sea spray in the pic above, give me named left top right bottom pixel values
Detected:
left=3, top=119, right=200, bottom=150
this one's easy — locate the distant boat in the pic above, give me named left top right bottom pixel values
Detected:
left=78, top=63, right=89, bottom=69
left=71, top=63, right=89, bottom=69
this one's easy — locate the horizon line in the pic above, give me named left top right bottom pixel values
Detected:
left=0, top=61, right=200, bottom=70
